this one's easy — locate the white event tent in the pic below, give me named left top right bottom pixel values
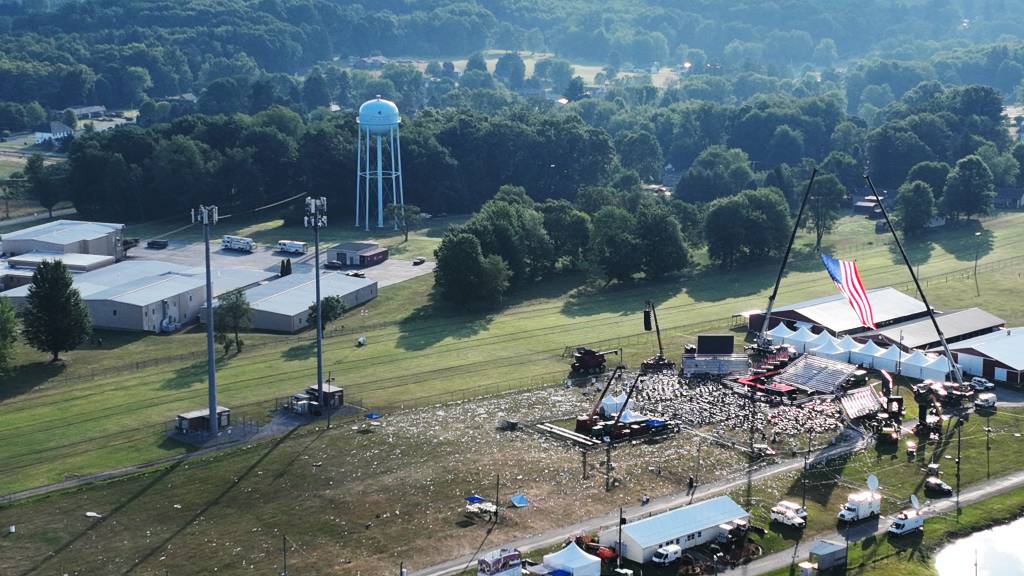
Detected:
left=542, top=542, right=601, bottom=576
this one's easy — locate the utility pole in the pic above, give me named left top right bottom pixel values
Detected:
left=192, top=205, right=219, bottom=435
left=973, top=231, right=982, bottom=297
left=605, top=443, right=612, bottom=492
left=281, top=534, right=288, bottom=576
left=617, top=507, right=623, bottom=569
left=956, top=418, right=963, bottom=516
left=305, top=197, right=328, bottom=425
left=494, top=473, right=500, bottom=524
left=802, top=431, right=812, bottom=508
left=986, top=415, right=992, bottom=479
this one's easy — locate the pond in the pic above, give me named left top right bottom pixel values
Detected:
left=934, top=516, right=1024, bottom=575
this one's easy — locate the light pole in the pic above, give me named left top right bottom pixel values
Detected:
left=192, top=205, right=219, bottom=435
left=973, top=231, right=982, bottom=297
left=802, top=431, right=812, bottom=508
left=305, top=197, right=327, bottom=424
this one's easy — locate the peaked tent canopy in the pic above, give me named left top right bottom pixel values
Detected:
left=873, top=345, right=902, bottom=372
left=543, top=542, right=600, bottom=576
left=787, top=326, right=818, bottom=352
left=768, top=323, right=795, bottom=340
left=837, top=335, right=863, bottom=351
left=808, top=330, right=836, bottom=348
left=599, top=393, right=632, bottom=418
left=810, top=338, right=847, bottom=361
left=850, top=340, right=885, bottom=367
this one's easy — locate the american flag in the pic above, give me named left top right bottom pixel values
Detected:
left=820, top=253, right=876, bottom=329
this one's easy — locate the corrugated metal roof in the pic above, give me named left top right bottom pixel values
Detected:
left=623, top=496, right=748, bottom=549
left=0, top=260, right=273, bottom=306
left=7, top=251, right=114, bottom=267
left=244, top=271, right=376, bottom=316
left=777, top=287, right=927, bottom=334
left=861, top=308, right=1004, bottom=349
left=943, top=328, right=1024, bottom=370
left=2, top=220, right=124, bottom=244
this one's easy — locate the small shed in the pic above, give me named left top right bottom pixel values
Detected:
left=306, top=383, right=344, bottom=408
left=809, top=539, right=846, bottom=571
left=329, top=242, right=389, bottom=267
left=175, top=406, right=231, bottom=433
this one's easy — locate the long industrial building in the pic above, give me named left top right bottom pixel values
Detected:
left=1, top=260, right=273, bottom=332
left=238, top=271, right=378, bottom=332
left=1, top=220, right=127, bottom=259
left=747, top=287, right=929, bottom=336
left=934, top=328, right=1024, bottom=384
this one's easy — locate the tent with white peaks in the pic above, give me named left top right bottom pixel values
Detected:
left=542, top=542, right=601, bottom=576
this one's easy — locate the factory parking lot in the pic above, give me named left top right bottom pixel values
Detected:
left=132, top=239, right=434, bottom=286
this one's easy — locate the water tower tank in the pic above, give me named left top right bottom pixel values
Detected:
left=358, top=96, right=400, bottom=135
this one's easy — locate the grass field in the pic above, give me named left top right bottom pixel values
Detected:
left=2, top=211, right=1024, bottom=495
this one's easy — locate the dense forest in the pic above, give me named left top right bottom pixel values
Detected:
left=6, top=0, right=1024, bottom=306
left=4, top=0, right=1024, bottom=109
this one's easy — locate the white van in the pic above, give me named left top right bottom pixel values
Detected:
left=651, top=544, right=682, bottom=565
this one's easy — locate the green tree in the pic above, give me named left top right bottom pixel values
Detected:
left=895, top=180, right=935, bottom=238
left=906, top=161, right=951, bottom=202
left=564, top=76, right=586, bottom=101
left=62, top=108, right=77, bottom=130
left=21, top=260, right=90, bottom=362
left=539, top=199, right=592, bottom=267
left=301, top=67, right=329, bottom=110
left=676, top=146, right=755, bottom=203
left=615, top=130, right=664, bottom=183
left=705, top=188, right=792, bottom=268
left=0, top=297, right=16, bottom=373
left=634, top=204, right=689, bottom=278
left=308, top=294, right=345, bottom=328
left=768, top=126, right=805, bottom=166
left=24, top=154, right=65, bottom=218
left=668, top=200, right=704, bottom=246
left=465, top=52, right=489, bottom=73
left=575, top=186, right=620, bottom=214
left=214, top=289, right=251, bottom=354
left=804, top=174, right=846, bottom=250
left=494, top=52, right=526, bottom=89
left=975, top=142, right=1020, bottom=188
left=589, top=206, right=640, bottom=282
left=942, top=155, right=996, bottom=221
left=434, top=232, right=509, bottom=307
left=384, top=204, right=424, bottom=242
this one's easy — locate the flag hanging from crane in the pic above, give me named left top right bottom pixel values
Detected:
left=820, top=253, right=876, bottom=329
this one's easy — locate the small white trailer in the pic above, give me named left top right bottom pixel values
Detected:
left=276, top=240, right=308, bottom=254
left=222, top=235, right=255, bottom=252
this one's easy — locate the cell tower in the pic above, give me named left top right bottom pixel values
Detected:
left=355, top=96, right=404, bottom=230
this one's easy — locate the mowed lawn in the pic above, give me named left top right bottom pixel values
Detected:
left=2, top=212, right=1024, bottom=493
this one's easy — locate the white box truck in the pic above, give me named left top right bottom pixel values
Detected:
left=276, top=240, right=308, bottom=254
left=974, top=392, right=997, bottom=409
left=837, top=475, right=881, bottom=523
left=222, top=235, right=255, bottom=252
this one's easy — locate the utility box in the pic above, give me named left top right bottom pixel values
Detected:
left=808, top=540, right=846, bottom=571
left=175, top=406, right=231, bottom=433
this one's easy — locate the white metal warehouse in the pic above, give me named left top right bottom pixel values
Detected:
left=0, top=260, right=273, bottom=333
left=239, top=271, right=378, bottom=332
left=1, top=220, right=127, bottom=259
left=600, top=496, right=749, bottom=563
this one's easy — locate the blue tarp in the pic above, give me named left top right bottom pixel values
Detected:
left=465, top=494, right=485, bottom=504
left=509, top=494, right=528, bottom=508
left=365, top=412, right=382, bottom=420
left=550, top=570, right=571, bottom=576
left=648, top=418, right=667, bottom=427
